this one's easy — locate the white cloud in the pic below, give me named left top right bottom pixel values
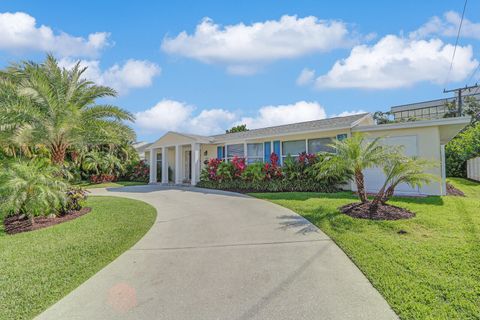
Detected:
left=59, top=58, right=161, bottom=94
left=315, top=35, right=478, bottom=89
left=237, top=101, right=327, bottom=129
left=162, top=15, right=354, bottom=74
left=296, top=68, right=316, bottom=86
left=330, top=110, right=366, bottom=118
left=410, top=11, right=480, bottom=40
left=135, top=100, right=365, bottom=137
left=0, top=12, right=110, bottom=57
left=135, top=99, right=236, bottom=136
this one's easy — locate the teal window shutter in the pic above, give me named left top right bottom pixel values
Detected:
left=264, top=142, right=271, bottom=162
left=337, top=134, right=348, bottom=141
left=217, top=146, right=224, bottom=159
left=273, top=141, right=281, bottom=156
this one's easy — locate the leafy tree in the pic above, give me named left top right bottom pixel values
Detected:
left=315, top=133, right=390, bottom=203
left=445, top=123, right=480, bottom=176
left=445, top=96, right=480, bottom=123
left=0, top=159, right=68, bottom=219
left=0, top=54, right=135, bottom=165
left=373, top=111, right=394, bottom=124
left=226, top=124, right=248, bottom=133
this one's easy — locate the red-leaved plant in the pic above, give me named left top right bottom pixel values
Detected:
left=206, top=158, right=222, bottom=180
left=231, top=156, right=246, bottom=177
left=264, top=152, right=282, bottom=180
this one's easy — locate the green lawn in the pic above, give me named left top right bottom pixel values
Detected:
left=0, top=196, right=156, bottom=320
left=252, top=178, right=480, bottom=320
left=75, top=180, right=147, bottom=189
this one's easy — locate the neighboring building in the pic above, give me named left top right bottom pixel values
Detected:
left=391, top=90, right=480, bottom=121
left=133, top=141, right=152, bottom=160
left=145, top=113, right=470, bottom=196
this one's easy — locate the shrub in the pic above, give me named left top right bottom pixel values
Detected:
left=242, top=162, right=264, bottom=182
left=216, top=161, right=235, bottom=181
left=197, top=179, right=338, bottom=193
left=445, top=123, right=480, bottom=177
left=0, top=159, right=68, bottom=218
left=125, top=160, right=149, bottom=182
left=62, top=186, right=89, bottom=212
left=89, top=174, right=116, bottom=184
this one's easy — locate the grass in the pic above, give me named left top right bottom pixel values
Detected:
left=0, top=196, right=156, bottom=320
left=75, top=180, right=147, bottom=189
left=252, top=178, right=480, bottom=320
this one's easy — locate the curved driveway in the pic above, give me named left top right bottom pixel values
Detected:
left=37, top=185, right=397, bottom=320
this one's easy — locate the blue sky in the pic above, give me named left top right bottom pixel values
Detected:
left=1, top=0, right=479, bottom=142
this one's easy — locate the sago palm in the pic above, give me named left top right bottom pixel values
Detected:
left=0, top=54, right=135, bottom=165
left=315, top=133, right=390, bottom=203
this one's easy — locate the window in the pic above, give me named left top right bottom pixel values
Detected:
left=308, top=138, right=335, bottom=154
left=226, top=144, right=244, bottom=160
left=282, top=140, right=306, bottom=161
left=247, top=143, right=263, bottom=163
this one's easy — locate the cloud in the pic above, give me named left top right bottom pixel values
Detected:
left=237, top=101, right=327, bottom=129
left=59, top=58, right=161, bottom=94
left=410, top=11, right=480, bottom=40
left=296, top=68, right=316, bottom=86
left=315, top=35, right=478, bottom=89
left=135, top=100, right=331, bottom=136
left=162, top=15, right=354, bottom=74
left=0, top=12, right=110, bottom=57
left=330, top=110, right=366, bottom=118
left=135, top=99, right=236, bottom=136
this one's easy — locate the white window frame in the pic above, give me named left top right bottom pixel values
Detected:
left=281, top=139, right=306, bottom=162
left=246, top=142, right=264, bottom=164
left=226, top=143, right=245, bottom=161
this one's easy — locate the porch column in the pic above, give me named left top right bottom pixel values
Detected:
left=161, top=147, right=168, bottom=184
left=440, top=144, right=447, bottom=196
left=191, top=143, right=200, bottom=185
left=149, top=148, right=157, bottom=184
left=175, top=145, right=182, bottom=184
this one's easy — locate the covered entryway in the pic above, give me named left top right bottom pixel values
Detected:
left=147, top=132, right=212, bottom=185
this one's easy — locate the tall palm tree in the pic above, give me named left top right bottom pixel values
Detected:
left=0, top=54, right=135, bottom=164
left=315, top=133, right=390, bottom=203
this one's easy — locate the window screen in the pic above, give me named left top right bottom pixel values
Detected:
left=308, top=138, right=334, bottom=153
left=282, top=140, right=306, bottom=156
left=226, top=144, right=244, bottom=159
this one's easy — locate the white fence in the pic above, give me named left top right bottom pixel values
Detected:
left=467, top=157, right=480, bottom=181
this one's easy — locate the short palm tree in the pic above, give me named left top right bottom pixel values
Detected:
left=0, top=159, right=68, bottom=219
left=0, top=54, right=135, bottom=165
left=315, top=133, right=390, bottom=203
left=372, top=154, right=437, bottom=206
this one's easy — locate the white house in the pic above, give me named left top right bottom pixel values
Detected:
left=144, top=112, right=470, bottom=196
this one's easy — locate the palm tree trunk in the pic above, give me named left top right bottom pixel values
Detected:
left=51, top=143, right=66, bottom=165
left=381, top=185, right=396, bottom=204
left=355, top=169, right=368, bottom=203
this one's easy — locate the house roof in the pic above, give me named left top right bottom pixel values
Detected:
left=211, top=113, right=371, bottom=142
left=146, top=113, right=372, bottom=149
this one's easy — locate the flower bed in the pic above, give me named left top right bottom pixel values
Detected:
left=197, top=152, right=343, bottom=193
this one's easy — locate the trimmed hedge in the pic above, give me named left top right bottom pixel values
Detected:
left=196, top=179, right=339, bottom=193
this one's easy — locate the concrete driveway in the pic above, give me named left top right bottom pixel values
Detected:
left=36, top=185, right=398, bottom=320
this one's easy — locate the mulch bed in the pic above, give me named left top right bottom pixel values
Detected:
left=3, top=207, right=92, bottom=235
left=446, top=182, right=465, bottom=197
left=340, top=202, right=415, bottom=220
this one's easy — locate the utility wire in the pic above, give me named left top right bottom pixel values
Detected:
left=444, top=0, right=468, bottom=87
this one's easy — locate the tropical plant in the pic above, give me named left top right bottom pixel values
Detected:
left=0, top=159, right=68, bottom=219
left=0, top=54, right=135, bottom=165
left=263, top=153, right=282, bottom=180
left=216, top=161, right=234, bottom=181
left=242, top=162, right=264, bottom=182
left=371, top=153, right=437, bottom=209
left=315, top=133, right=390, bottom=203
left=63, top=186, right=89, bottom=212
